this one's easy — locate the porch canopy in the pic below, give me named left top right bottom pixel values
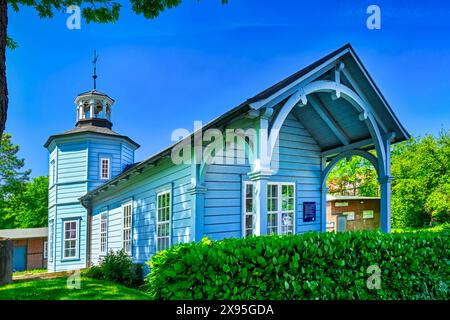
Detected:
left=241, top=43, right=410, bottom=233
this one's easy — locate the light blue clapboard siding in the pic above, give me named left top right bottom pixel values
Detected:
left=47, top=133, right=138, bottom=272
left=203, top=112, right=322, bottom=240
left=90, top=158, right=192, bottom=266
left=53, top=203, right=87, bottom=271
left=271, top=113, right=322, bottom=232
left=203, top=136, right=251, bottom=240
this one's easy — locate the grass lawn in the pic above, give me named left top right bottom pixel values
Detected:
left=0, top=277, right=151, bottom=300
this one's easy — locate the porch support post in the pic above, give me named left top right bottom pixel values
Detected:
left=189, top=184, right=207, bottom=242
left=378, top=138, right=392, bottom=233
left=320, top=157, right=328, bottom=232
left=248, top=110, right=273, bottom=236
left=190, top=142, right=207, bottom=242
left=249, top=170, right=271, bottom=236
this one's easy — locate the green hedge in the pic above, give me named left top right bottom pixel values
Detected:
left=145, top=231, right=449, bottom=300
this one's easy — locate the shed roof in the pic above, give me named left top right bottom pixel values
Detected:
left=0, top=227, right=48, bottom=239
left=327, top=195, right=380, bottom=201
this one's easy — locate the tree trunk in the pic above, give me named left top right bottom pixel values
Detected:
left=0, top=0, right=7, bottom=139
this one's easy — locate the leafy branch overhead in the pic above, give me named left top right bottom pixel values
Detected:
left=8, top=0, right=229, bottom=23
left=2, top=1, right=228, bottom=138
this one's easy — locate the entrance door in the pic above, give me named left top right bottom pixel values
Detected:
left=13, top=246, right=26, bottom=271
left=337, top=216, right=347, bottom=232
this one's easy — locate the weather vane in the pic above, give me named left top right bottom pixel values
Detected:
left=92, top=50, right=99, bottom=90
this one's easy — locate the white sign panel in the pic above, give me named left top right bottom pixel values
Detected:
left=335, top=202, right=348, bottom=207
left=363, top=210, right=374, bottom=219
left=344, top=212, right=355, bottom=221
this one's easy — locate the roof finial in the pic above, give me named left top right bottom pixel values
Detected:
left=92, top=50, right=99, bottom=90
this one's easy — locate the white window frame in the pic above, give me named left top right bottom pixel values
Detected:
left=122, top=202, right=133, bottom=255
left=100, top=213, right=108, bottom=255
left=156, top=190, right=172, bottom=251
left=100, top=157, right=110, bottom=180
left=62, top=219, right=79, bottom=260
left=48, top=220, right=54, bottom=262
left=242, top=181, right=296, bottom=236
left=242, top=181, right=255, bottom=237
left=43, top=240, right=48, bottom=260
left=50, top=159, right=56, bottom=185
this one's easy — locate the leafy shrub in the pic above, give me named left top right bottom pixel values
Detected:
left=83, top=249, right=143, bottom=289
left=146, top=232, right=449, bottom=300
left=82, top=265, right=104, bottom=279
left=392, top=222, right=450, bottom=234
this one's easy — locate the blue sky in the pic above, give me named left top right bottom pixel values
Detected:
left=6, top=0, right=450, bottom=177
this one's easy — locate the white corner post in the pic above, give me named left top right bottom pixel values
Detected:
left=379, top=138, right=392, bottom=233
left=249, top=171, right=270, bottom=236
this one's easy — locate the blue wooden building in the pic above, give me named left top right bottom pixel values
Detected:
left=45, top=44, right=409, bottom=272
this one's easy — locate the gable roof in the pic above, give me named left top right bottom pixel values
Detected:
left=247, top=44, right=352, bottom=103
left=80, top=43, right=410, bottom=203
left=0, top=227, right=48, bottom=240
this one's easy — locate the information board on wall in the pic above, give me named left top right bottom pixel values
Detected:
left=303, top=202, right=316, bottom=222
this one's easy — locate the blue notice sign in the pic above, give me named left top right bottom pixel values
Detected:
left=303, top=202, right=316, bottom=222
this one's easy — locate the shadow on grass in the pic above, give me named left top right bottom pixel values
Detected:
left=0, top=277, right=152, bottom=300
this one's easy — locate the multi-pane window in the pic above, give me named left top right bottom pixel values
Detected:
left=267, top=184, right=279, bottom=235
left=100, top=213, right=108, bottom=254
left=122, top=203, right=132, bottom=254
left=244, top=182, right=254, bottom=237
left=43, top=241, right=48, bottom=260
left=63, top=220, right=78, bottom=259
left=280, top=184, right=295, bottom=235
left=48, top=221, right=54, bottom=261
left=157, top=191, right=171, bottom=251
left=100, top=158, right=110, bottom=180
left=243, top=182, right=295, bottom=236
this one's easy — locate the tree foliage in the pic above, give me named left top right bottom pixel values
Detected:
left=391, top=130, right=450, bottom=227
left=326, top=130, right=450, bottom=228
left=326, top=155, right=378, bottom=197
left=7, top=0, right=229, bottom=37
left=0, top=133, right=48, bottom=229
left=0, top=133, right=29, bottom=194
left=3, top=176, right=49, bottom=228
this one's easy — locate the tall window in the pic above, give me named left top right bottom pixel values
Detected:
left=244, top=182, right=254, bottom=237
left=267, top=184, right=279, bottom=235
left=50, top=160, right=56, bottom=185
left=157, top=190, right=171, bottom=251
left=63, top=220, right=78, bottom=259
left=43, top=241, right=48, bottom=260
left=122, top=203, right=132, bottom=254
left=279, top=184, right=295, bottom=235
left=100, top=213, right=108, bottom=254
left=100, top=158, right=110, bottom=180
left=48, top=220, right=54, bottom=261
left=243, top=182, right=295, bottom=236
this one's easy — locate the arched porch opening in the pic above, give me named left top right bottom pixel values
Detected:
left=322, top=152, right=381, bottom=232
